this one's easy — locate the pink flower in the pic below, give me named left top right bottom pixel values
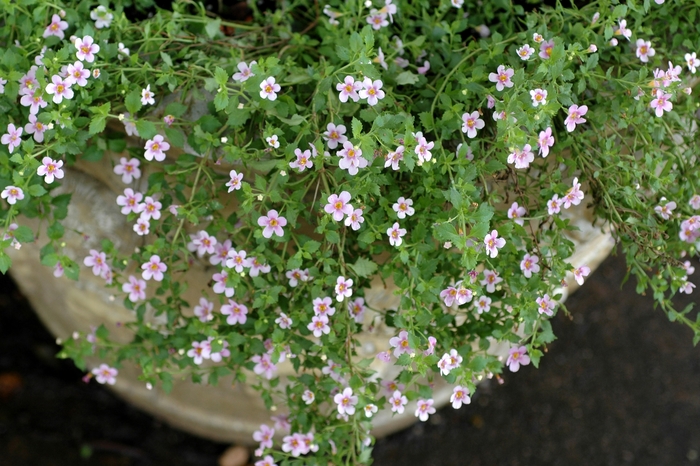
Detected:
left=367, top=10, right=389, bottom=30
left=75, top=35, right=99, bottom=62
left=337, top=76, right=362, bottom=103
left=573, top=265, right=590, bottom=285
left=36, top=157, right=65, bottom=185
left=226, top=170, right=244, bottom=192
left=481, top=269, right=503, bottom=293
left=414, top=134, right=435, bottom=163
left=517, top=253, right=540, bottom=278
left=393, top=197, right=415, bottom=219
left=530, top=88, right=548, bottom=107
left=84, top=250, right=108, bottom=276
left=232, top=61, right=256, bottom=82
left=563, top=177, right=585, bottom=209
left=193, top=297, right=214, bottom=322
left=289, top=148, right=313, bottom=172
left=1, top=185, right=23, bottom=205
left=508, top=202, right=527, bottom=225
left=212, top=270, right=234, bottom=297
left=134, top=218, right=149, bottom=236
left=91, top=5, right=113, bottom=28
left=486, top=94, right=496, bottom=108
left=347, top=297, right=366, bottom=323
left=144, top=135, right=170, bottom=162
left=385, top=145, right=404, bottom=170
left=308, top=314, right=331, bottom=337
left=19, top=89, right=48, bottom=115
left=547, top=195, right=562, bottom=215
left=221, top=299, right=248, bottom=325
left=537, top=127, right=555, bottom=157
left=417, top=61, right=431, bottom=75
left=636, top=39, right=655, bottom=62
left=141, top=255, right=167, bottom=281
left=424, top=336, right=437, bottom=356
left=163, top=114, right=175, bottom=126
left=615, top=19, right=632, bottom=41
left=323, top=123, right=348, bottom=149
left=116, top=188, right=144, bottom=215
left=461, top=111, right=485, bottom=138
left=438, top=349, right=463, bottom=376
left=506, top=346, right=531, bottom=372
left=654, top=200, right=677, bottom=219
left=113, top=158, right=141, bottom=184
left=249, top=257, right=271, bottom=276
left=259, top=77, right=281, bottom=101
left=325, top=191, right=353, bottom=221
left=335, top=276, right=353, bottom=302
left=344, top=208, right=365, bottom=231
left=122, top=113, right=139, bottom=136
left=187, top=230, right=217, bottom=256
left=266, top=134, right=280, bottom=148
left=564, top=104, right=588, bottom=132
left=44, top=14, right=69, bottom=39
left=507, top=144, right=535, bottom=169
left=334, top=387, right=358, bottom=415
left=45, top=75, right=74, bottom=104
left=122, top=275, right=147, bottom=302
left=337, top=142, right=367, bottom=175
left=475, top=295, right=492, bottom=314
left=281, top=433, right=307, bottom=457
left=140, top=196, right=162, bottom=221
left=187, top=340, right=211, bottom=365
left=226, top=248, right=252, bottom=272
left=680, top=279, right=695, bottom=295
left=536, top=294, right=556, bottom=316
left=685, top=53, right=700, bottom=74
left=19, top=67, right=39, bottom=95
left=451, top=386, right=471, bottom=409
left=275, top=312, right=293, bottom=329
left=359, top=78, right=385, bottom=106
left=488, top=65, right=514, bottom=91
left=389, top=330, right=411, bottom=357
left=313, top=297, right=336, bottom=317
left=689, top=195, right=700, bottom=210
left=415, top=399, right=436, bottom=422
left=539, top=39, right=555, bottom=59
left=92, top=364, right=118, bottom=385
left=650, top=92, right=672, bottom=117
left=1, top=124, right=22, bottom=153
left=65, top=61, right=89, bottom=87
left=141, top=84, right=155, bottom=105
left=516, top=44, right=535, bottom=60
left=253, top=424, right=275, bottom=449
left=440, top=285, right=459, bottom=307
left=484, top=230, right=506, bottom=258
left=258, top=210, right=287, bottom=238
left=389, top=390, right=408, bottom=414
left=387, top=222, right=407, bottom=247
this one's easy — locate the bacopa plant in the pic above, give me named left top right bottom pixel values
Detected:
left=1, top=0, right=699, bottom=463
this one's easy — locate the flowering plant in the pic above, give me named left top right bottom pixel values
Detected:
left=1, top=0, right=699, bottom=463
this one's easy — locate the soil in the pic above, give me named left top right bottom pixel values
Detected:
left=1, top=252, right=699, bottom=466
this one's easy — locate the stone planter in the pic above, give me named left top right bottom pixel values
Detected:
left=7, top=137, right=614, bottom=444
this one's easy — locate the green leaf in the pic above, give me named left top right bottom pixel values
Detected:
left=47, top=222, right=64, bottom=240
left=89, top=115, right=106, bottom=135
left=27, top=184, right=47, bottom=197
left=164, top=102, right=187, bottom=117
left=352, top=117, right=362, bottom=139
left=165, top=128, right=185, bottom=149
left=214, top=91, right=229, bottom=112
left=125, top=90, right=143, bottom=115
left=0, top=253, right=11, bottom=274
left=13, top=226, right=33, bottom=243
left=395, top=71, right=419, bottom=85
left=135, top=120, right=158, bottom=140
left=304, top=240, right=321, bottom=253
left=214, top=67, right=229, bottom=86
left=64, top=259, right=80, bottom=281
left=348, top=257, right=378, bottom=278
left=82, top=145, right=104, bottom=162
left=205, top=18, right=221, bottom=39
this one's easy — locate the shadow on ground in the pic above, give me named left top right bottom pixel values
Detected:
left=0, top=252, right=699, bottom=465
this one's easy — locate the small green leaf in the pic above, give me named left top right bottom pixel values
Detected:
left=125, top=90, right=142, bottom=115
left=164, top=102, right=187, bottom=117
left=352, top=117, right=362, bottom=139
left=395, top=71, right=419, bottom=85
left=89, top=115, right=106, bottom=135
left=348, top=257, right=378, bottom=278
left=135, top=120, right=158, bottom=140
left=304, top=240, right=321, bottom=253
left=27, top=184, right=47, bottom=197
left=13, top=226, right=33, bottom=243
left=47, top=222, right=64, bottom=240
left=205, top=18, right=221, bottom=39
left=0, top=253, right=11, bottom=274
left=165, top=128, right=185, bottom=148
left=214, top=91, right=229, bottom=112
left=82, top=145, right=104, bottom=162
left=214, top=67, right=228, bottom=86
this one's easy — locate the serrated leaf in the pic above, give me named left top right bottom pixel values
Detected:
left=214, top=91, right=229, bottom=112
left=164, top=102, right=187, bottom=117
left=0, top=253, right=11, bottom=274
left=205, top=18, right=221, bottom=39
left=348, top=257, right=378, bottom=278
left=125, top=90, right=142, bottom=114
left=395, top=71, right=419, bottom=85
left=27, top=184, right=47, bottom=197
left=165, top=128, right=185, bottom=148
left=135, top=120, right=158, bottom=140
left=214, top=66, right=228, bottom=86
left=304, top=240, right=321, bottom=253
left=352, top=117, right=362, bottom=139
left=13, top=226, right=33, bottom=243
left=89, top=115, right=106, bottom=135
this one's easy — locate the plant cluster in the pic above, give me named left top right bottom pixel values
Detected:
left=0, top=0, right=699, bottom=463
